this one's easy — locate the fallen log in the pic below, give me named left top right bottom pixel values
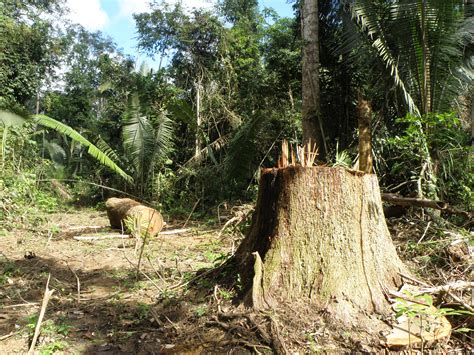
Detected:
left=381, top=193, right=448, bottom=210
left=105, top=197, right=164, bottom=236
left=382, top=194, right=473, bottom=218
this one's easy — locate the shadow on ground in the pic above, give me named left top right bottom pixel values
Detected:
left=0, top=247, right=252, bottom=354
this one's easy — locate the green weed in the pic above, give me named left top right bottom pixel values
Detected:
left=194, top=305, right=207, bottom=317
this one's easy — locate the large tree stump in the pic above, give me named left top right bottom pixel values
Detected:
left=233, top=166, right=407, bottom=324
left=105, top=197, right=164, bottom=236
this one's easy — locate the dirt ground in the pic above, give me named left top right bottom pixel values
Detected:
left=0, top=209, right=242, bottom=354
left=0, top=207, right=472, bottom=354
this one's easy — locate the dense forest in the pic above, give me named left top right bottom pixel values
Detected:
left=0, top=0, right=472, bottom=353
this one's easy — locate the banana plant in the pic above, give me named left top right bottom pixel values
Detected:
left=0, top=110, right=133, bottom=183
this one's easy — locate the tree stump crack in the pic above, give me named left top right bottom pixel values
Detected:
left=359, top=184, right=377, bottom=312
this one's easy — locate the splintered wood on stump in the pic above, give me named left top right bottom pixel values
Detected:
left=105, top=197, right=164, bottom=236
left=233, top=166, right=407, bottom=324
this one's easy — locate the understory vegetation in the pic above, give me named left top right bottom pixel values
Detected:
left=0, top=0, right=472, bottom=353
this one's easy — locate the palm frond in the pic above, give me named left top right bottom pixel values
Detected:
left=181, top=134, right=230, bottom=169
left=224, top=114, right=264, bottom=183
left=122, top=94, right=156, bottom=180
left=350, top=0, right=421, bottom=115
left=152, top=110, right=174, bottom=164
left=33, top=114, right=133, bottom=183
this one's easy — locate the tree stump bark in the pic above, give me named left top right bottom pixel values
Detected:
left=233, top=166, right=407, bottom=324
left=105, top=197, right=164, bottom=236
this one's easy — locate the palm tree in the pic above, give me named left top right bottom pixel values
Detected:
left=342, top=0, right=472, bottom=199
left=121, top=92, right=173, bottom=196
left=348, top=0, right=472, bottom=115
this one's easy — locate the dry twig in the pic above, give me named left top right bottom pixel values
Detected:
left=73, top=234, right=130, bottom=241
left=28, top=274, right=55, bottom=355
left=67, top=263, right=81, bottom=303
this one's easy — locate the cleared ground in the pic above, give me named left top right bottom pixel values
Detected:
left=0, top=207, right=472, bottom=353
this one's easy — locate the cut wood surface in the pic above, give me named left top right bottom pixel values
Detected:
left=383, top=306, right=452, bottom=348
left=105, top=197, right=164, bottom=236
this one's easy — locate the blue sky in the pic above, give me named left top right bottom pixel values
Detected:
left=66, top=0, right=294, bottom=64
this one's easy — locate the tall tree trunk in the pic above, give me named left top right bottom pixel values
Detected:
left=195, top=79, right=202, bottom=159
left=420, top=0, right=432, bottom=114
left=471, top=93, right=474, bottom=147
left=301, top=0, right=327, bottom=160
left=232, top=166, right=407, bottom=324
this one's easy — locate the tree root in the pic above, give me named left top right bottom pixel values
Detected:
left=205, top=311, right=290, bottom=354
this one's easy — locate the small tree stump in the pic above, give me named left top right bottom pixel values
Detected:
left=105, top=197, right=164, bottom=236
left=233, top=166, right=408, bottom=324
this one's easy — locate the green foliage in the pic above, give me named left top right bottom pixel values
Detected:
left=395, top=291, right=473, bottom=323
left=0, top=124, right=63, bottom=229
left=34, top=114, right=133, bottom=182
left=347, top=0, right=472, bottom=115
left=0, top=0, right=471, bottom=217
left=122, top=94, right=173, bottom=195
left=387, top=112, right=472, bottom=207
left=0, top=110, right=133, bottom=182
left=194, top=305, right=207, bottom=317
left=25, top=314, right=71, bottom=336
left=0, top=1, right=64, bottom=108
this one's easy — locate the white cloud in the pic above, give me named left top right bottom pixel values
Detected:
left=66, top=0, right=109, bottom=31
left=117, top=0, right=216, bottom=19
left=179, top=0, right=215, bottom=11
left=117, top=0, right=151, bottom=18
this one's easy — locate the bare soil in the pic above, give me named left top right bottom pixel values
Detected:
left=0, top=208, right=472, bottom=354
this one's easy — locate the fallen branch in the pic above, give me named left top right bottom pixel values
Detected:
left=398, top=272, right=431, bottom=288
left=2, top=302, right=38, bottom=309
left=183, top=198, right=200, bottom=229
left=0, top=331, right=18, bottom=341
left=28, top=274, right=55, bottom=355
left=416, top=281, right=474, bottom=295
left=382, top=193, right=447, bottom=210
left=73, top=234, right=130, bottom=241
left=382, top=193, right=473, bottom=218
left=160, top=228, right=190, bottom=236
left=67, top=263, right=81, bottom=303
left=65, top=225, right=103, bottom=231
left=417, top=282, right=474, bottom=312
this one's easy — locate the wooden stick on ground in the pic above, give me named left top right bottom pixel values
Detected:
left=73, top=234, right=130, bottom=241
left=67, top=263, right=81, bottom=303
left=416, top=281, right=474, bottom=295
left=160, top=228, right=190, bottom=235
left=416, top=281, right=474, bottom=312
left=28, top=274, right=55, bottom=355
left=0, top=331, right=18, bottom=341
left=183, top=198, right=201, bottom=229
left=2, top=302, right=38, bottom=309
